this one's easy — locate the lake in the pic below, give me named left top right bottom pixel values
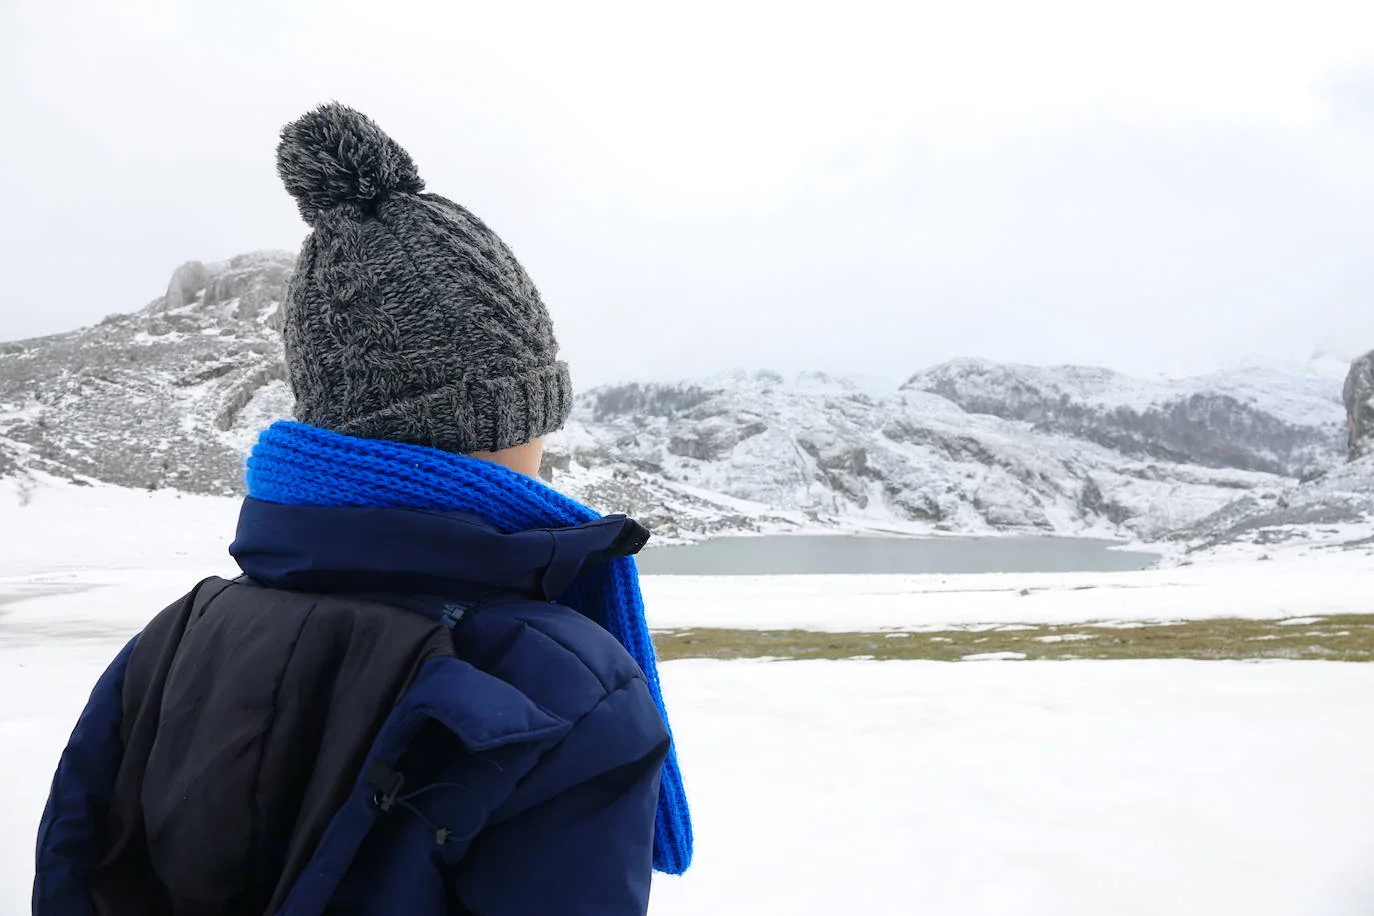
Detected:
left=635, top=534, right=1159, bottom=576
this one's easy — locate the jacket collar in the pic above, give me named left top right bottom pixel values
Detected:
left=230, top=498, right=650, bottom=602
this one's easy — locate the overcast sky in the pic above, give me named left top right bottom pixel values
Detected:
left=3, top=0, right=1373, bottom=386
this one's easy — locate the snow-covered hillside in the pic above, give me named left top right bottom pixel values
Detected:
left=1175, top=456, right=1374, bottom=553
left=0, top=252, right=296, bottom=493
left=559, top=371, right=1298, bottom=540
left=905, top=357, right=1345, bottom=477
left=0, top=252, right=1365, bottom=544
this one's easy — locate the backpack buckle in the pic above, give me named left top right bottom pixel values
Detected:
left=364, top=761, right=406, bottom=812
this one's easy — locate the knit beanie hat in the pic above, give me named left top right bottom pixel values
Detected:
left=275, top=103, right=573, bottom=454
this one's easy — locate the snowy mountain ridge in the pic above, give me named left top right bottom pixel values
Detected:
left=905, top=358, right=1343, bottom=478
left=919, top=356, right=1349, bottom=429
left=0, top=252, right=1364, bottom=544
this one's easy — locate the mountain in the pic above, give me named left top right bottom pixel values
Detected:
left=555, top=371, right=1322, bottom=541
left=904, top=358, right=1344, bottom=478
left=1169, top=351, right=1374, bottom=552
left=0, top=252, right=295, bottom=493
left=0, top=252, right=1360, bottom=544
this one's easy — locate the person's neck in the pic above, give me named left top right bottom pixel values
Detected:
left=468, top=437, right=545, bottom=478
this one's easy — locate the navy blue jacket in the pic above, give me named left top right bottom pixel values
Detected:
left=34, top=500, right=670, bottom=915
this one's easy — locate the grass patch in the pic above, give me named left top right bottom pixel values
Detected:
left=653, top=615, right=1374, bottom=662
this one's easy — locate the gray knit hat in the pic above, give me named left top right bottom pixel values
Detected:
left=274, top=103, right=572, bottom=454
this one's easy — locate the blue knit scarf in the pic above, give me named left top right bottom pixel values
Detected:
left=244, top=421, right=692, bottom=875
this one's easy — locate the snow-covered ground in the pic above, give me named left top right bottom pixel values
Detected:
left=649, top=660, right=1374, bottom=916
left=642, top=552, right=1374, bottom=631
left=4, top=479, right=1374, bottom=912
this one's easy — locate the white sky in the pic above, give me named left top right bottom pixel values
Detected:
left=3, top=0, right=1373, bottom=386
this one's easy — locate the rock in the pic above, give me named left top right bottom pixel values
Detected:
left=538, top=450, right=572, bottom=483
left=216, top=363, right=288, bottom=431
left=796, top=428, right=873, bottom=505
left=163, top=261, right=212, bottom=311
left=668, top=414, right=767, bottom=461
left=1344, top=351, right=1374, bottom=460
left=1079, top=476, right=1133, bottom=525
left=884, top=483, right=943, bottom=521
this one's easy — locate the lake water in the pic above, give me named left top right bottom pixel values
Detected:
left=635, top=535, right=1158, bottom=576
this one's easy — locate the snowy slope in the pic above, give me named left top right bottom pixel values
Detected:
left=905, top=357, right=1346, bottom=477
left=650, top=660, right=1374, bottom=916
left=0, top=252, right=297, bottom=493
left=564, top=371, right=1293, bottom=539
left=1175, top=455, right=1374, bottom=552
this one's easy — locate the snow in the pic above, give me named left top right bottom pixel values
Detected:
left=568, top=363, right=1328, bottom=542
left=4, top=479, right=1374, bottom=912
left=908, top=356, right=1347, bottom=430
left=641, top=555, right=1374, bottom=631
left=1191, top=363, right=1348, bottom=429
left=0, top=476, right=238, bottom=579
left=645, top=660, right=1374, bottom=915
left=0, top=402, right=42, bottom=426
left=131, top=330, right=184, bottom=345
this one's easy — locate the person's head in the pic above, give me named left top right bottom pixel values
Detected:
left=274, top=103, right=570, bottom=477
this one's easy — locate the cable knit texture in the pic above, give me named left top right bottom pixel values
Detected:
left=245, top=420, right=693, bottom=875
left=276, top=103, right=572, bottom=454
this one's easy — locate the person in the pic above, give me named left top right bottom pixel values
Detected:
left=32, top=103, right=692, bottom=916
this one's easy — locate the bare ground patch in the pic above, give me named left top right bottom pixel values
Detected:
left=654, top=615, right=1374, bottom=661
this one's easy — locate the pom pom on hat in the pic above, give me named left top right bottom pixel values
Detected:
left=276, top=102, right=425, bottom=223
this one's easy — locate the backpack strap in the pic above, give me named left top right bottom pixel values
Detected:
left=273, top=653, right=570, bottom=916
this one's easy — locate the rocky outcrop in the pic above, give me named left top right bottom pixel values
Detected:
left=163, top=261, right=212, bottom=311
left=668, top=412, right=768, bottom=462
left=216, top=363, right=288, bottom=432
left=1344, top=351, right=1374, bottom=460
left=1173, top=456, right=1374, bottom=550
